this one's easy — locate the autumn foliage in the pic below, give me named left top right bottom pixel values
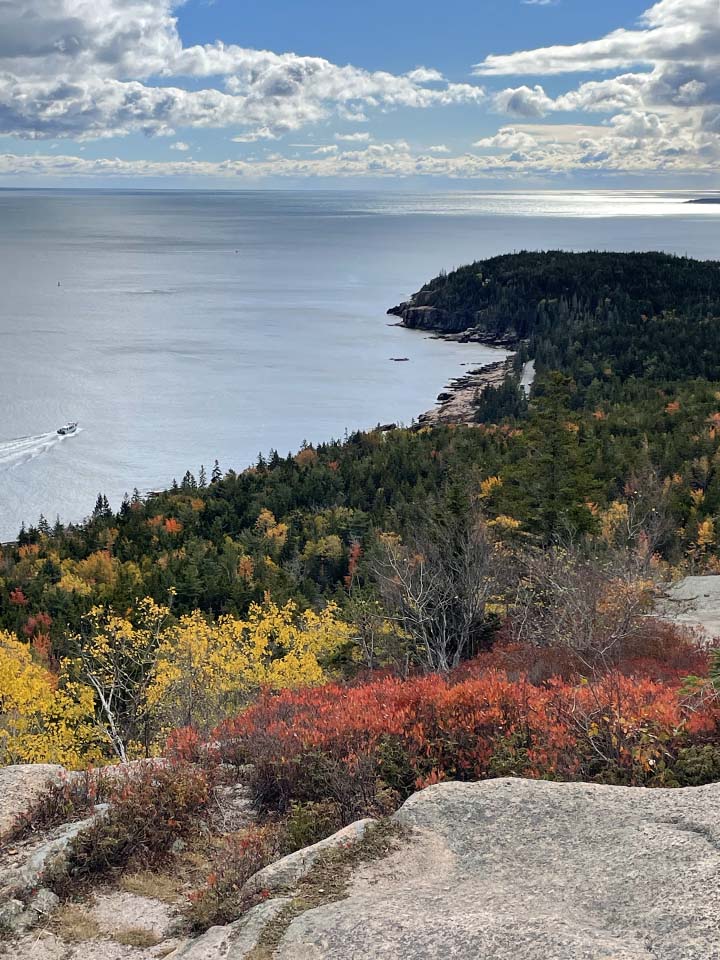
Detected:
left=44, top=760, right=213, bottom=895
left=215, top=642, right=720, bottom=819
left=0, top=631, right=102, bottom=768
left=0, top=594, right=352, bottom=767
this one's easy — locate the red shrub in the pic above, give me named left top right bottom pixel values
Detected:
left=213, top=653, right=719, bottom=816
left=9, top=588, right=27, bottom=606
left=165, top=726, right=202, bottom=763
left=46, top=760, right=214, bottom=893
left=186, top=826, right=282, bottom=930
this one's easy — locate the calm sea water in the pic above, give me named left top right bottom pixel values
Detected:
left=0, top=188, right=718, bottom=540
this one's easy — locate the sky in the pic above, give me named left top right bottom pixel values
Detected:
left=0, top=0, right=718, bottom=188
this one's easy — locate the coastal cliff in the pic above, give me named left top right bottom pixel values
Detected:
left=388, top=301, right=520, bottom=346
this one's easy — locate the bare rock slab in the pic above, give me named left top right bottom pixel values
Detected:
left=0, top=810, right=104, bottom=899
left=0, top=933, right=175, bottom=960
left=657, top=575, right=720, bottom=640
left=242, top=819, right=376, bottom=896
left=89, top=890, right=180, bottom=941
left=274, top=778, right=720, bottom=960
left=0, top=764, right=65, bottom=841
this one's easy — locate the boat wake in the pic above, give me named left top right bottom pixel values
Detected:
left=0, top=428, right=80, bottom=471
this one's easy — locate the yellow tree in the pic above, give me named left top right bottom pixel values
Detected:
left=147, top=599, right=352, bottom=733
left=255, top=509, right=288, bottom=556
left=72, top=598, right=170, bottom=761
left=0, top=631, right=99, bottom=767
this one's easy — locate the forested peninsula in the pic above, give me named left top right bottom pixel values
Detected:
left=5, top=251, right=720, bottom=648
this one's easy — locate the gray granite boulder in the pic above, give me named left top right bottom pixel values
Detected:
left=168, top=897, right=291, bottom=958
left=242, top=819, right=376, bottom=896
left=274, top=778, right=720, bottom=960
left=0, top=807, right=108, bottom=901
left=656, top=575, right=720, bottom=640
left=0, top=764, right=65, bottom=841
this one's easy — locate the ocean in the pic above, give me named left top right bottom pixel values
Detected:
left=0, top=188, right=718, bottom=540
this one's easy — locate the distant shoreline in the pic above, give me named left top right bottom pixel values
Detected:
left=387, top=292, right=519, bottom=425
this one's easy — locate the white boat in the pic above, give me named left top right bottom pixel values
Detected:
left=57, top=422, right=78, bottom=435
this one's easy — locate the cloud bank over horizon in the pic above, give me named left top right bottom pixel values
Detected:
left=0, top=0, right=718, bottom=184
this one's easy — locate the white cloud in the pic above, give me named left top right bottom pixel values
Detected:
left=511, top=123, right=606, bottom=143
left=475, top=0, right=718, bottom=75
left=405, top=67, right=445, bottom=83
left=473, top=127, right=539, bottom=150
left=0, top=0, right=716, bottom=181
left=170, top=140, right=189, bottom=151
left=475, top=0, right=719, bottom=177
left=231, top=128, right=279, bottom=142
left=493, top=85, right=554, bottom=118
left=337, top=106, right=369, bottom=123
left=0, top=0, right=485, bottom=141
left=2, top=121, right=718, bottom=184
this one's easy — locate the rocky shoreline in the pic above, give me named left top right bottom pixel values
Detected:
left=417, top=357, right=513, bottom=426
left=387, top=300, right=520, bottom=426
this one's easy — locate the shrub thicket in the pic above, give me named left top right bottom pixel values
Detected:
left=215, top=638, right=719, bottom=818
left=44, top=761, right=214, bottom=895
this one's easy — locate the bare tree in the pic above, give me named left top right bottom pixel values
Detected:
left=374, top=508, right=509, bottom=673
left=508, top=543, right=659, bottom=673
left=74, top=600, right=168, bottom=761
left=615, top=465, right=673, bottom=564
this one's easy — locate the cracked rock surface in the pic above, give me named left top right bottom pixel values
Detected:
left=275, top=778, right=720, bottom=960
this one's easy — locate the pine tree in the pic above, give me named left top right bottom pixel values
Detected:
left=505, top=374, right=599, bottom=542
left=211, top=460, right=222, bottom=484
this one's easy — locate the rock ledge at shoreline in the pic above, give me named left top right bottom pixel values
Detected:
left=387, top=300, right=521, bottom=426
left=417, top=358, right=513, bottom=426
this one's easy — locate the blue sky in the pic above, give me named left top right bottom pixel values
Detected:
left=176, top=0, right=647, bottom=74
left=0, top=0, right=717, bottom=187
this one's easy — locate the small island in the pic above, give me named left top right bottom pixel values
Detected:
left=686, top=197, right=720, bottom=204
